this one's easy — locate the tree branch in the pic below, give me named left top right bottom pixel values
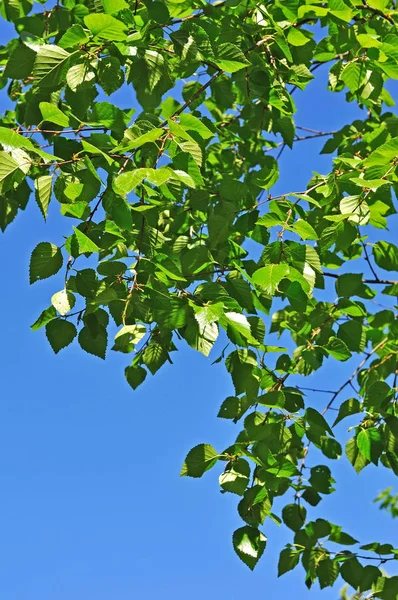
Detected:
left=323, top=272, right=398, bottom=285
left=324, top=337, right=389, bottom=416
left=17, top=126, right=106, bottom=136
left=361, top=239, right=380, bottom=281
left=359, top=0, right=395, bottom=23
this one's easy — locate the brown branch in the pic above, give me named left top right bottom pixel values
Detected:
left=86, top=190, right=107, bottom=228
left=333, top=551, right=397, bottom=562
left=296, top=126, right=329, bottom=134
left=323, top=337, right=389, bottom=416
left=276, top=130, right=337, bottom=155
left=323, top=272, right=398, bottom=285
left=359, top=0, right=395, bottom=23
left=297, top=386, right=337, bottom=394
left=361, top=239, right=380, bottom=281
left=17, top=126, right=106, bottom=136
left=246, top=180, right=326, bottom=213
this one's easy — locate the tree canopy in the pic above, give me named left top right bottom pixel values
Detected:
left=1, top=0, right=398, bottom=595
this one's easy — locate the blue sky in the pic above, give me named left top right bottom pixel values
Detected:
left=0, top=14, right=397, bottom=600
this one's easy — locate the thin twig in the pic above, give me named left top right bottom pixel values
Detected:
left=297, top=386, right=337, bottom=394
left=86, top=190, right=106, bottom=228
left=361, top=240, right=380, bottom=281
left=160, top=69, right=223, bottom=127
left=17, top=126, right=106, bottom=136
left=323, top=337, right=388, bottom=416
left=323, top=272, right=398, bottom=285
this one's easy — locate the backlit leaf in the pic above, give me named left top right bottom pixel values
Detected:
left=232, top=526, right=267, bottom=570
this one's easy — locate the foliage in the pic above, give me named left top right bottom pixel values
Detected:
left=1, top=0, right=398, bottom=595
left=375, top=487, right=398, bottom=518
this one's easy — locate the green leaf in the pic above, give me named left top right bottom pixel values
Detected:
left=316, top=558, right=340, bottom=589
left=336, top=273, right=363, bottom=297
left=147, top=0, right=170, bottom=22
left=4, top=42, right=36, bottom=79
left=169, top=124, right=202, bottom=166
left=329, top=0, right=353, bottom=21
left=278, top=547, right=301, bottom=576
left=365, top=381, right=391, bottom=409
left=51, top=289, right=76, bottom=316
left=309, top=465, right=335, bottom=494
left=341, top=62, right=366, bottom=92
left=346, top=436, right=370, bottom=473
left=125, top=365, right=147, bottom=390
left=306, top=407, right=333, bottom=436
left=338, top=320, right=366, bottom=353
left=357, top=430, right=372, bottom=461
left=103, top=0, right=128, bottom=14
left=114, top=168, right=173, bottom=195
left=282, top=504, right=307, bottom=532
left=142, top=340, right=168, bottom=374
left=323, top=337, right=351, bottom=361
left=114, top=324, right=146, bottom=352
left=219, top=458, right=250, bottom=495
left=155, top=254, right=186, bottom=282
left=78, top=325, right=107, bottom=359
left=29, top=242, right=63, bottom=284
left=31, top=306, right=57, bottom=331
left=58, top=24, right=90, bottom=49
left=291, top=219, right=318, bottom=241
left=74, top=228, right=100, bottom=254
left=34, top=175, right=52, bottom=221
left=329, top=526, right=358, bottom=545
left=184, top=319, right=218, bottom=357
left=215, top=43, right=250, bottom=73
left=97, top=57, right=124, bottom=95
left=287, top=28, right=311, bottom=47
left=76, top=269, right=97, bottom=298
left=84, top=14, right=127, bottom=41
left=46, top=319, right=77, bottom=353
left=39, top=102, right=70, bottom=127
left=373, top=241, right=398, bottom=271
left=320, top=436, right=342, bottom=459
left=33, top=45, right=72, bottom=88
left=252, top=264, right=289, bottom=295
left=179, top=113, right=213, bottom=139
left=113, top=129, right=163, bottom=153
left=340, top=195, right=370, bottom=226
left=365, top=138, right=398, bottom=166
left=340, top=557, right=364, bottom=588
left=180, top=443, right=218, bottom=478
left=66, top=63, right=95, bottom=92
left=232, top=526, right=267, bottom=570
left=217, top=395, right=251, bottom=421
left=194, top=303, right=224, bottom=329
left=349, top=177, right=390, bottom=191
left=0, top=151, right=27, bottom=191
left=333, top=398, right=361, bottom=427
left=252, top=158, right=279, bottom=189
left=223, top=311, right=256, bottom=344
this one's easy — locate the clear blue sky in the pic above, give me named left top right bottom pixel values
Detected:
left=0, top=15, right=397, bottom=600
